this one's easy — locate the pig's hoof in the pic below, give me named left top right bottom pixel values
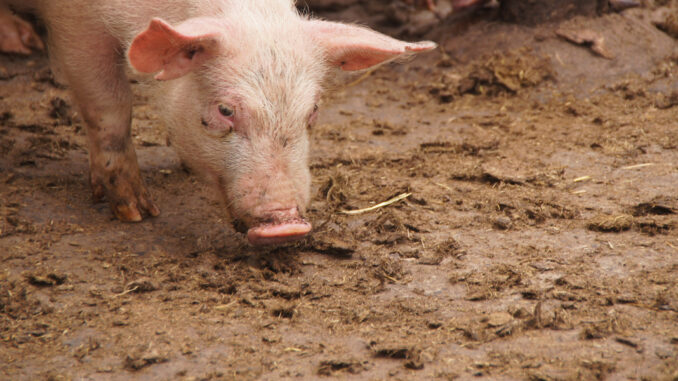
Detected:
left=109, top=195, right=160, bottom=222
left=92, top=175, right=160, bottom=222
left=0, top=11, right=44, bottom=55
left=111, top=200, right=158, bottom=222
left=247, top=222, right=312, bottom=246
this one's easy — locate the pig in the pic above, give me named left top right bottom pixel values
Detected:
left=0, top=0, right=436, bottom=245
left=0, top=5, right=43, bottom=54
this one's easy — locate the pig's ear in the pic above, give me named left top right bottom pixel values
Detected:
left=304, top=20, right=437, bottom=71
left=128, top=18, right=221, bottom=81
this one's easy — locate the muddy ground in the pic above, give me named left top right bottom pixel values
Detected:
left=1, top=2, right=677, bottom=380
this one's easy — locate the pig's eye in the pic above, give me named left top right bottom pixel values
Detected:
left=218, top=104, right=235, bottom=118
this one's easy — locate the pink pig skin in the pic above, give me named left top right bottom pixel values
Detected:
left=0, top=0, right=436, bottom=245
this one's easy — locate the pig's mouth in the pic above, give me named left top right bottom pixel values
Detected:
left=234, top=208, right=312, bottom=246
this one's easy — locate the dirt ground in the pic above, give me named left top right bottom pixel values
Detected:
left=1, top=2, right=677, bottom=380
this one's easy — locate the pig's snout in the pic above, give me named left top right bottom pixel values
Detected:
left=244, top=207, right=311, bottom=246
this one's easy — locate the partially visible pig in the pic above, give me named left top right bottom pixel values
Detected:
left=0, top=0, right=436, bottom=245
left=0, top=5, right=42, bottom=54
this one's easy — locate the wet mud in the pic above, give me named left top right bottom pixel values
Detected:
left=1, top=2, right=677, bottom=380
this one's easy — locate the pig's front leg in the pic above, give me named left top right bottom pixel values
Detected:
left=84, top=108, right=160, bottom=222
left=0, top=4, right=43, bottom=55
left=50, top=29, right=159, bottom=222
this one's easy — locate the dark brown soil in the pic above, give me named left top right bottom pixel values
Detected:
left=1, top=2, right=677, bottom=380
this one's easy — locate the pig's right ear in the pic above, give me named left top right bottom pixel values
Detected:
left=304, top=20, right=437, bottom=71
left=128, top=18, right=220, bottom=81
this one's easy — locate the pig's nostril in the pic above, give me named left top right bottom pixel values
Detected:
left=252, top=206, right=302, bottom=221
left=254, top=207, right=303, bottom=226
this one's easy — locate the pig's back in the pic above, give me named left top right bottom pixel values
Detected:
left=30, top=0, right=196, bottom=44
left=28, top=0, right=297, bottom=46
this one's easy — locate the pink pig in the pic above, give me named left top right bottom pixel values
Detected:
left=0, top=0, right=436, bottom=245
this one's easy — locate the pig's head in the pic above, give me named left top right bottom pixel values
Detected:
left=127, top=7, right=436, bottom=245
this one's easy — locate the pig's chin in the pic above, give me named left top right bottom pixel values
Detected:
left=231, top=207, right=312, bottom=246
left=246, top=220, right=312, bottom=246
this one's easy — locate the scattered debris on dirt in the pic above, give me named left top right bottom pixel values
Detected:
left=48, top=97, right=72, bottom=126
left=556, top=27, right=614, bottom=59
left=124, top=345, right=170, bottom=371
left=24, top=271, right=67, bottom=287
left=587, top=214, right=634, bottom=232
left=2, top=1, right=677, bottom=380
left=317, top=359, right=369, bottom=376
left=653, top=9, right=678, bottom=39
left=124, top=278, right=158, bottom=294
left=581, top=311, right=629, bottom=339
left=431, top=48, right=554, bottom=99
left=655, top=90, right=678, bottom=109
left=632, top=197, right=677, bottom=216
left=370, top=342, right=424, bottom=370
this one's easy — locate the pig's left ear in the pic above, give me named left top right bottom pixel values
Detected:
left=304, top=20, right=437, bottom=71
left=128, top=18, right=221, bottom=81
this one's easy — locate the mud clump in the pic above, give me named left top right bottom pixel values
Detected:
left=124, top=278, right=158, bottom=293
left=73, top=338, right=101, bottom=360
left=631, top=197, right=677, bottom=216
left=124, top=346, right=169, bottom=371
left=431, top=48, right=554, bottom=101
left=556, top=27, right=614, bottom=59
left=317, top=359, right=369, bottom=376
left=462, top=49, right=554, bottom=94
left=655, top=90, right=678, bottom=109
left=587, top=214, right=634, bottom=232
left=271, top=303, right=297, bottom=319
left=586, top=212, right=674, bottom=236
left=48, top=97, right=72, bottom=125
left=319, top=168, right=353, bottom=209
left=654, top=11, right=678, bottom=39
left=25, top=271, right=67, bottom=287
left=373, top=258, right=410, bottom=285
left=370, top=342, right=424, bottom=370
left=580, top=311, right=629, bottom=340
left=417, top=238, right=463, bottom=265
left=0, top=282, right=51, bottom=319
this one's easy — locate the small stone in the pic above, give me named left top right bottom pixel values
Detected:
left=494, top=216, right=512, bottom=230
left=125, top=278, right=158, bottom=293
left=655, top=348, right=673, bottom=359
left=486, top=312, right=513, bottom=327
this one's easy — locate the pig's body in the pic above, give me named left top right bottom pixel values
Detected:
left=0, top=0, right=435, bottom=245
